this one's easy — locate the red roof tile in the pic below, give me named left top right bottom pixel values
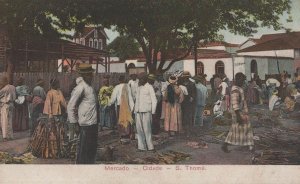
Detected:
left=238, top=32, right=300, bottom=52
left=187, top=49, right=232, bottom=59
left=258, top=32, right=300, bottom=44
left=201, top=41, right=239, bottom=47
left=127, top=49, right=232, bottom=61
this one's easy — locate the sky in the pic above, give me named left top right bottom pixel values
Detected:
left=105, top=0, right=300, bottom=44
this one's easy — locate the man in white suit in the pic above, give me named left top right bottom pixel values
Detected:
left=134, top=73, right=157, bottom=151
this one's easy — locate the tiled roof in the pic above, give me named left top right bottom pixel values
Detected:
left=238, top=32, right=300, bottom=52
left=187, top=49, right=232, bottom=59
left=201, top=41, right=239, bottom=47
left=258, top=32, right=300, bottom=44
left=127, top=49, right=232, bottom=60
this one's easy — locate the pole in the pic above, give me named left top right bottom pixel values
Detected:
left=274, top=50, right=280, bottom=74
left=232, top=54, right=235, bottom=81
left=194, top=42, right=198, bottom=76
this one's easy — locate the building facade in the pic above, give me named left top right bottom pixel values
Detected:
left=73, top=27, right=108, bottom=50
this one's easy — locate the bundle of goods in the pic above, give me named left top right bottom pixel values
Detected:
left=29, top=116, right=65, bottom=158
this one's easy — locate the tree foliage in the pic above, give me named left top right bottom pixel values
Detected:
left=0, top=0, right=87, bottom=81
left=87, top=0, right=291, bottom=74
left=0, top=0, right=292, bottom=75
left=107, top=35, right=140, bottom=61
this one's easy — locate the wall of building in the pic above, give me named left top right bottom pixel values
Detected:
left=238, top=49, right=294, bottom=58
left=125, top=59, right=145, bottom=68
left=244, top=57, right=268, bottom=80
left=267, top=58, right=294, bottom=76
left=181, top=58, right=234, bottom=80
left=183, top=60, right=195, bottom=76
left=200, top=46, right=226, bottom=50
left=96, top=62, right=126, bottom=73
left=233, top=57, right=246, bottom=78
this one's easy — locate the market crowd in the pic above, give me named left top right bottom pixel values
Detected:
left=0, top=63, right=300, bottom=164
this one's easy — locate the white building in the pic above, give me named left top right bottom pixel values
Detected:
left=238, top=31, right=300, bottom=76
left=77, top=32, right=299, bottom=78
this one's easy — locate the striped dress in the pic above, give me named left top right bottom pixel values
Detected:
left=225, top=85, right=254, bottom=146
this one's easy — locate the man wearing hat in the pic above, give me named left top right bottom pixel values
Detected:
left=67, top=63, right=98, bottom=164
left=180, top=71, right=196, bottom=132
left=134, top=73, right=157, bottom=151
left=0, top=75, right=16, bottom=141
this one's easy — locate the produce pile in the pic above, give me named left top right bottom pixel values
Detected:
left=0, top=152, right=36, bottom=164
left=128, top=150, right=190, bottom=164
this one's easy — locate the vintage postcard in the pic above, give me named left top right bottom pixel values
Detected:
left=0, top=0, right=299, bottom=183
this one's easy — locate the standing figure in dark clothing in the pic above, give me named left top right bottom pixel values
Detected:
left=14, top=77, right=31, bottom=132
left=180, top=71, right=196, bottom=133
left=210, top=75, right=216, bottom=99
left=31, top=79, right=46, bottom=134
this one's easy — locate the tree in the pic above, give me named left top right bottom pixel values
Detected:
left=0, top=0, right=87, bottom=82
left=107, top=35, right=140, bottom=61
left=83, top=0, right=291, bottom=74
left=0, top=0, right=292, bottom=77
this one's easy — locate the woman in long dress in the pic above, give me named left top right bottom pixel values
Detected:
left=0, top=75, right=16, bottom=141
left=13, top=77, right=31, bottom=132
left=31, top=79, right=46, bottom=134
left=98, top=78, right=115, bottom=130
left=43, top=79, right=67, bottom=121
left=40, top=78, right=67, bottom=158
left=163, top=75, right=184, bottom=135
left=222, top=73, right=254, bottom=153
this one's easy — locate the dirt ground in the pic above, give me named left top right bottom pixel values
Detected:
left=1, top=104, right=299, bottom=165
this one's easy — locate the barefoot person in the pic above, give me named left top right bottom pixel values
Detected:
left=222, top=73, right=254, bottom=153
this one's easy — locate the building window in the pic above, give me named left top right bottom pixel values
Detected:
left=250, top=59, right=258, bottom=75
left=80, top=38, right=84, bottom=45
left=295, top=49, right=300, bottom=58
left=127, top=63, right=136, bottom=73
left=196, top=61, right=204, bottom=75
left=99, top=39, right=103, bottom=50
left=94, top=40, right=98, bottom=49
left=94, top=30, right=98, bottom=38
left=76, top=38, right=80, bottom=44
left=89, top=38, right=93, bottom=48
left=215, top=60, right=225, bottom=75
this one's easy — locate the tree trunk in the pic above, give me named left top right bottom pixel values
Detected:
left=147, top=59, right=156, bottom=74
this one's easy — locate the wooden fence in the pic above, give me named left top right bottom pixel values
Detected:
left=0, top=72, right=128, bottom=98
